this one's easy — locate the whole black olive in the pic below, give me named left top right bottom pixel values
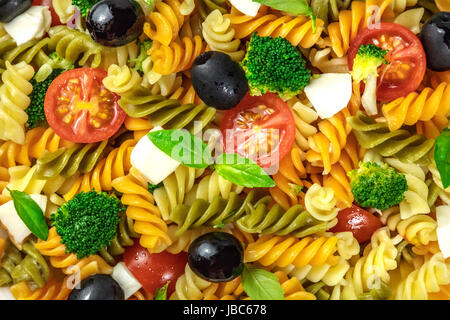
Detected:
left=188, top=232, right=244, bottom=282
left=86, top=0, right=145, bottom=47
left=420, top=12, right=450, bottom=71
left=0, top=0, right=32, bottom=23
left=68, top=274, right=124, bottom=300
left=191, top=51, right=248, bottom=110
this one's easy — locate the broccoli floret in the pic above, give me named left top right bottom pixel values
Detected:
left=26, top=69, right=64, bottom=129
left=348, top=162, right=408, bottom=211
left=34, top=52, right=74, bottom=83
left=351, top=44, right=389, bottom=115
left=241, top=33, right=311, bottom=99
left=129, top=39, right=153, bottom=72
left=72, top=0, right=100, bottom=17
left=148, top=181, right=163, bottom=194
left=50, top=191, right=124, bottom=259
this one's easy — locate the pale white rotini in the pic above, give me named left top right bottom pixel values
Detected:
left=0, top=61, right=34, bottom=145
left=287, top=98, right=318, bottom=152
left=394, top=252, right=450, bottom=300
left=100, top=41, right=140, bottom=68
left=428, top=160, right=450, bottom=206
left=103, top=64, right=143, bottom=95
left=52, top=0, right=75, bottom=24
left=170, top=264, right=211, bottom=300
left=393, top=8, right=424, bottom=34
left=180, top=0, right=195, bottom=15
left=202, top=9, right=245, bottom=61
left=166, top=224, right=215, bottom=254
left=385, top=158, right=430, bottom=219
left=304, top=183, right=339, bottom=222
left=308, top=48, right=349, bottom=74
left=390, top=0, right=419, bottom=12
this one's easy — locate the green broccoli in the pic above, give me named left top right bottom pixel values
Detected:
left=50, top=191, right=124, bottom=259
left=72, top=0, right=100, bottom=17
left=348, top=162, right=408, bottom=211
left=351, top=44, right=389, bottom=115
left=241, top=33, right=311, bottom=99
left=148, top=181, right=163, bottom=194
left=129, top=39, right=153, bottom=72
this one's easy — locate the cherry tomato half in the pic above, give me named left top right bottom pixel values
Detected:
left=123, top=240, right=188, bottom=296
left=330, top=205, right=383, bottom=243
left=348, top=22, right=427, bottom=102
left=44, top=68, right=126, bottom=143
left=32, top=0, right=63, bottom=26
left=220, top=93, right=296, bottom=168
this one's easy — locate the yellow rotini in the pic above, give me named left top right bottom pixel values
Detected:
left=304, top=183, right=339, bottom=222
left=390, top=0, right=418, bottom=12
left=103, top=64, right=143, bottom=95
left=0, top=61, right=34, bottom=144
left=203, top=276, right=243, bottom=300
left=166, top=224, right=215, bottom=254
left=382, top=82, right=450, bottom=132
left=111, top=173, right=172, bottom=253
left=170, top=264, right=211, bottom=300
left=202, top=9, right=245, bottom=61
left=225, top=6, right=324, bottom=49
left=10, top=271, right=71, bottom=300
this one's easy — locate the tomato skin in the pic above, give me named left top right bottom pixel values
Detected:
left=32, top=0, right=63, bottom=26
left=123, top=240, right=188, bottom=296
left=330, top=205, right=383, bottom=243
left=348, top=23, right=427, bottom=102
left=45, top=68, right=126, bottom=143
left=220, top=93, right=296, bottom=168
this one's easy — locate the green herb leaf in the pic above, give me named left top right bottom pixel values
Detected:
left=214, top=221, right=225, bottom=229
left=434, top=128, right=450, bottom=188
left=148, top=182, right=163, bottom=194
left=241, top=265, right=284, bottom=300
left=7, top=188, right=48, bottom=241
left=215, top=154, right=275, bottom=188
left=148, top=129, right=213, bottom=169
left=155, top=282, right=169, bottom=300
left=253, top=0, right=317, bottom=33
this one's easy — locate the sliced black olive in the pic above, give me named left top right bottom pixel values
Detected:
left=188, top=232, right=244, bottom=282
left=0, top=0, right=32, bottom=23
left=86, top=0, right=145, bottom=47
left=191, top=51, right=248, bottom=110
left=68, top=274, right=124, bottom=300
left=420, top=12, right=450, bottom=71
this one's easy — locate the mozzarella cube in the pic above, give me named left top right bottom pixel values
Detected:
left=0, top=194, right=47, bottom=246
left=4, top=6, right=52, bottom=46
left=130, top=126, right=180, bottom=185
left=0, top=287, right=15, bottom=300
left=229, top=0, right=261, bottom=16
left=304, top=73, right=352, bottom=119
left=112, top=262, right=142, bottom=300
left=436, top=205, right=450, bottom=259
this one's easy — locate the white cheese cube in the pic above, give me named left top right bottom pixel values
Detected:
left=0, top=194, right=47, bottom=246
left=130, top=126, right=180, bottom=185
left=0, top=287, right=16, bottom=300
left=229, top=0, right=261, bottom=16
left=304, top=73, right=353, bottom=119
left=436, top=205, right=450, bottom=259
left=4, top=6, right=52, bottom=46
left=112, top=262, right=142, bottom=300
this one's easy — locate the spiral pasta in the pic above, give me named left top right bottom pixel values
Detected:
left=34, top=227, right=113, bottom=280
left=170, top=264, right=211, bottom=300
left=198, top=0, right=228, bottom=20
left=0, top=38, right=50, bottom=74
left=203, top=276, right=243, bottom=300
left=144, top=0, right=186, bottom=46
left=111, top=174, right=172, bottom=253
left=202, top=9, right=245, bottom=61
left=348, top=111, right=435, bottom=165
left=47, top=26, right=103, bottom=68
left=225, top=7, right=324, bottom=49
left=382, top=82, right=450, bottom=132
left=166, top=224, right=215, bottom=254
left=100, top=41, right=140, bottom=69
left=308, top=48, right=349, bottom=74
left=150, top=36, right=205, bottom=75
left=52, top=0, right=75, bottom=24
left=390, top=0, right=419, bottom=12
left=381, top=206, right=437, bottom=246
left=304, top=184, right=339, bottom=222
left=10, top=271, right=71, bottom=300
left=0, top=61, right=34, bottom=144
left=394, top=252, right=450, bottom=300
left=103, top=64, right=143, bottom=95
left=118, top=86, right=216, bottom=133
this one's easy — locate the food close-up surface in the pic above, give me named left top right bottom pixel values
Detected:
left=0, top=0, right=448, bottom=302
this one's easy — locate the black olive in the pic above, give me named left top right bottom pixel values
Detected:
left=68, top=274, right=124, bottom=300
left=0, top=0, right=32, bottom=23
left=191, top=51, right=248, bottom=110
left=188, top=232, right=244, bottom=282
left=420, top=12, right=450, bottom=71
left=86, top=0, right=145, bottom=47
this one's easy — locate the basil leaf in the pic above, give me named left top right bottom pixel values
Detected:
left=148, top=129, right=213, bottom=169
left=241, top=265, right=284, bottom=300
left=253, top=0, right=317, bottom=33
left=434, top=128, right=450, bottom=188
left=155, top=282, right=169, bottom=300
left=215, top=153, right=275, bottom=188
left=7, top=188, right=48, bottom=241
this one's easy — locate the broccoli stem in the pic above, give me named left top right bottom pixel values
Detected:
left=361, top=73, right=378, bottom=115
